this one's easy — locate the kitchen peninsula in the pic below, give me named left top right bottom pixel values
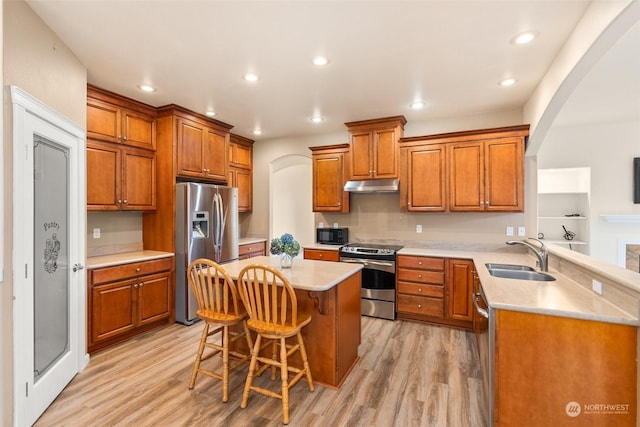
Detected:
left=221, top=256, right=363, bottom=389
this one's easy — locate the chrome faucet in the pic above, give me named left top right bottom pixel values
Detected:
left=506, top=238, right=548, bottom=272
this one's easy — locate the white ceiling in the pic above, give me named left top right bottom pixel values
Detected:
left=25, top=0, right=601, bottom=140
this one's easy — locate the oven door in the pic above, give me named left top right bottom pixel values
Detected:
left=340, top=257, right=396, bottom=301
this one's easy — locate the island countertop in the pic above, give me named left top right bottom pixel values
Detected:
left=221, top=255, right=362, bottom=291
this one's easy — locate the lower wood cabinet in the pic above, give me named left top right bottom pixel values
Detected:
left=88, top=256, right=174, bottom=353
left=491, top=310, right=636, bottom=425
left=396, top=255, right=473, bottom=329
left=239, top=241, right=266, bottom=259
left=303, top=248, right=340, bottom=262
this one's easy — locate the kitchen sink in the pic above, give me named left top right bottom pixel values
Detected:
left=487, top=268, right=556, bottom=281
left=484, top=263, right=535, bottom=271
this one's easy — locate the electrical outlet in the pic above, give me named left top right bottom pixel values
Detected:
left=518, top=226, right=526, bottom=237
left=333, top=222, right=339, bottom=228
left=506, top=226, right=514, bottom=236
left=416, top=224, right=422, bottom=233
left=319, top=222, right=324, bottom=228
left=93, top=228, right=101, bottom=239
left=592, top=279, right=603, bottom=295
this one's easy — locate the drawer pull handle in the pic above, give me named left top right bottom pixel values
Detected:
left=417, top=304, right=422, bottom=309
left=418, top=288, right=422, bottom=292
left=418, top=274, right=422, bottom=278
left=418, top=261, right=422, bottom=265
left=136, top=267, right=141, bottom=272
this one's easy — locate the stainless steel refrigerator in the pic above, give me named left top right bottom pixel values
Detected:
left=175, top=182, right=239, bottom=324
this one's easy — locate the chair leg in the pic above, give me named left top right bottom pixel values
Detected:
left=222, top=325, right=230, bottom=403
left=189, top=323, right=209, bottom=389
left=280, top=337, right=290, bottom=425
left=270, top=340, right=278, bottom=380
left=241, top=334, right=261, bottom=409
left=297, top=332, right=314, bottom=392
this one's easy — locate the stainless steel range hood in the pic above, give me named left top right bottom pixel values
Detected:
left=343, top=179, right=399, bottom=193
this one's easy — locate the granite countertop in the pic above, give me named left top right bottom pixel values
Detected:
left=239, top=237, right=268, bottom=245
left=303, top=243, right=342, bottom=251
left=221, top=255, right=362, bottom=292
left=87, top=250, right=174, bottom=269
left=398, top=247, right=638, bottom=326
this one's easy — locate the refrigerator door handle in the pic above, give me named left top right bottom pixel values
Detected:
left=212, top=192, right=226, bottom=262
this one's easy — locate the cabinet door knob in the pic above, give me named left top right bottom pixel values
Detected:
left=134, top=284, right=138, bottom=288
left=123, top=200, right=128, bottom=204
left=118, top=199, right=122, bottom=204
left=123, top=136, right=127, bottom=141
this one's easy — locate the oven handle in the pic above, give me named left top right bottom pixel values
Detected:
left=473, top=292, right=489, bottom=319
left=340, top=257, right=395, bottom=273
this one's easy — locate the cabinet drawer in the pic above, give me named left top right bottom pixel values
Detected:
left=303, top=248, right=340, bottom=262
left=397, top=268, right=444, bottom=284
left=397, top=294, right=444, bottom=318
left=397, top=282, right=444, bottom=298
left=239, top=241, right=266, bottom=256
left=397, top=255, right=444, bottom=270
left=91, top=257, right=173, bottom=285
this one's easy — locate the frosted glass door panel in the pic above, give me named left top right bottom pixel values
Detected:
left=33, top=136, right=70, bottom=382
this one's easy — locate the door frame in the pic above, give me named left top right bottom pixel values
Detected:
left=11, top=86, right=89, bottom=426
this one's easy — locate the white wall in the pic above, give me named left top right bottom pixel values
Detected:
left=538, top=121, right=640, bottom=265
left=2, top=1, right=87, bottom=424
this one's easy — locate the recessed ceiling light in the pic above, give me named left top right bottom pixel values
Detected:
left=310, top=116, right=325, bottom=123
left=205, top=111, right=216, bottom=117
left=253, top=128, right=262, bottom=136
left=410, top=101, right=425, bottom=110
left=312, top=56, right=329, bottom=66
left=138, top=84, right=156, bottom=92
left=499, top=78, right=516, bottom=87
left=512, top=31, right=538, bottom=45
left=244, top=73, right=259, bottom=82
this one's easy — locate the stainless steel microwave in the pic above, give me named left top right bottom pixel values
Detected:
left=316, top=227, right=348, bottom=245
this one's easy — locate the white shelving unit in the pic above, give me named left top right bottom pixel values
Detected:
left=538, top=168, right=591, bottom=254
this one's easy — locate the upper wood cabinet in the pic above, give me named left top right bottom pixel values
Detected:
left=345, top=116, right=406, bottom=180
left=449, top=136, right=524, bottom=212
left=229, top=134, right=253, bottom=170
left=228, top=134, right=254, bottom=212
left=87, top=85, right=156, bottom=150
left=399, top=125, right=528, bottom=213
left=399, top=143, right=447, bottom=212
left=310, top=144, right=350, bottom=213
left=177, top=117, right=229, bottom=182
left=87, top=141, right=156, bottom=211
left=86, top=86, right=158, bottom=212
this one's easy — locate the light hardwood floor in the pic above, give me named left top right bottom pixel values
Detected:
left=35, top=317, right=487, bottom=426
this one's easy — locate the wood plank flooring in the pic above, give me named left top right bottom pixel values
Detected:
left=35, top=317, right=487, bottom=426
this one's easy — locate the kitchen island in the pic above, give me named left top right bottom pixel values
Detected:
left=221, top=255, right=363, bottom=389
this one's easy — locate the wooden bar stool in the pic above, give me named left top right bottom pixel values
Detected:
left=187, top=258, right=254, bottom=402
left=237, top=264, right=315, bottom=425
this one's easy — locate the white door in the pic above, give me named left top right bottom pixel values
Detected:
left=11, top=87, right=88, bottom=426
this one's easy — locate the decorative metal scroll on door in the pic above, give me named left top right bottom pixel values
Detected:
left=33, top=135, right=70, bottom=382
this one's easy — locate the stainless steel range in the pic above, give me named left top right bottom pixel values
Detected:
left=339, top=243, right=403, bottom=320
